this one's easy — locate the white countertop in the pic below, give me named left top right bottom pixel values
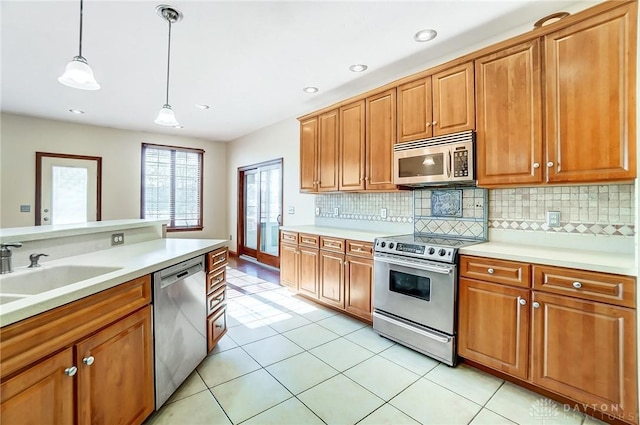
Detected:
left=0, top=219, right=167, bottom=243
left=460, top=242, right=637, bottom=277
left=279, top=225, right=398, bottom=243
left=0, top=238, right=227, bottom=327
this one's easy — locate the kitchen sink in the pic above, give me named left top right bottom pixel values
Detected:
left=0, top=265, right=122, bottom=296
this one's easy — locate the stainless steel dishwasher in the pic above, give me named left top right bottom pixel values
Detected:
left=153, top=255, right=206, bottom=408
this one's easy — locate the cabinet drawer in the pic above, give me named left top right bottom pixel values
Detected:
left=207, top=306, right=227, bottom=352
left=207, top=284, right=226, bottom=316
left=207, top=267, right=226, bottom=295
left=460, top=256, right=531, bottom=288
left=346, top=240, right=373, bottom=258
left=280, top=231, right=298, bottom=245
left=207, top=247, right=228, bottom=272
left=533, top=265, right=635, bottom=308
left=299, top=233, right=320, bottom=248
left=320, top=237, right=345, bottom=253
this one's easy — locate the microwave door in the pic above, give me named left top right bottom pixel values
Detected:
left=395, top=145, right=450, bottom=185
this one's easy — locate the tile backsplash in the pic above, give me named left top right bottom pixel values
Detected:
left=314, top=183, right=636, bottom=238
left=488, top=184, right=636, bottom=236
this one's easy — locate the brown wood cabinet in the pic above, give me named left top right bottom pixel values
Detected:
left=339, top=100, right=366, bottom=191
left=475, top=39, right=543, bottom=186
left=476, top=2, right=636, bottom=187
left=300, top=117, right=318, bottom=192
left=318, top=110, right=340, bottom=192
left=345, top=255, right=374, bottom=321
left=459, top=255, right=638, bottom=423
left=458, top=278, right=530, bottom=379
left=0, top=276, right=154, bottom=425
left=544, top=4, right=637, bottom=183
left=531, top=292, right=637, bottom=421
left=365, top=89, right=397, bottom=191
left=299, top=246, right=319, bottom=298
left=397, top=62, right=475, bottom=143
left=206, top=247, right=228, bottom=352
left=319, top=250, right=345, bottom=309
left=280, top=241, right=299, bottom=290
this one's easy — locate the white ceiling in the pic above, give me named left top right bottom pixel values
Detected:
left=1, top=0, right=600, bottom=143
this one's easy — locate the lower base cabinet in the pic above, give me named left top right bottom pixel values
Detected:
left=206, top=247, right=229, bottom=352
left=207, top=305, right=227, bottom=349
left=299, top=247, right=319, bottom=298
left=319, top=251, right=345, bottom=309
left=345, top=255, right=373, bottom=321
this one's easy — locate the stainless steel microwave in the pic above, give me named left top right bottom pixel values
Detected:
left=393, top=130, right=475, bottom=187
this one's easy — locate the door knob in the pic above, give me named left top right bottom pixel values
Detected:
left=547, top=161, right=554, bottom=167
left=64, top=366, right=78, bottom=376
left=518, top=297, right=526, bottom=305
left=533, top=302, right=540, bottom=309
left=533, top=162, right=540, bottom=169
left=572, top=281, right=582, bottom=289
left=82, top=356, right=95, bottom=366
left=487, top=268, right=494, bottom=274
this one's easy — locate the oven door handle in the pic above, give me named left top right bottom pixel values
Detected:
left=374, top=311, right=451, bottom=343
left=374, top=255, right=452, bottom=274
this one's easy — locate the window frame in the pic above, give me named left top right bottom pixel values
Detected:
left=140, top=143, right=204, bottom=232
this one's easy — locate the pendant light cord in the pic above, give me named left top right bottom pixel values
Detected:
left=165, top=19, right=172, bottom=106
left=78, top=0, right=84, bottom=58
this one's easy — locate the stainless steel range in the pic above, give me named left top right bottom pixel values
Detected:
left=372, top=234, right=479, bottom=366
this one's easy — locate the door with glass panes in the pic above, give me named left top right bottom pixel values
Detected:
left=238, top=159, right=283, bottom=268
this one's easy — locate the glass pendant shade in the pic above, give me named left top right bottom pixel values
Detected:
left=154, top=104, right=179, bottom=126
left=58, top=56, right=100, bottom=90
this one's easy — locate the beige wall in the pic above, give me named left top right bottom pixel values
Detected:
left=0, top=112, right=227, bottom=239
left=225, top=118, right=315, bottom=253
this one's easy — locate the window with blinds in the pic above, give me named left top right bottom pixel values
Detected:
left=141, top=143, right=204, bottom=231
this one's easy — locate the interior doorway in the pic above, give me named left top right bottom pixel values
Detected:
left=237, top=159, right=283, bottom=268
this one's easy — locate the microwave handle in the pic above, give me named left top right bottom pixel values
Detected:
left=447, top=151, right=452, bottom=178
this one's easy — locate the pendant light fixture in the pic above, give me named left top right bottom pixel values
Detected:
left=154, top=5, right=183, bottom=127
left=58, top=0, right=100, bottom=90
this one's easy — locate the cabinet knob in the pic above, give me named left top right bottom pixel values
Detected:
left=426, top=122, right=431, bottom=127
left=64, top=366, right=78, bottom=377
left=364, top=176, right=369, bottom=181
left=82, top=356, right=95, bottom=366
left=432, top=121, right=438, bottom=126
left=487, top=268, right=494, bottom=274
left=518, top=297, right=526, bottom=306
left=533, top=162, right=540, bottom=169
left=533, top=302, right=540, bottom=309
left=572, top=281, right=582, bottom=289
left=547, top=161, right=554, bottom=168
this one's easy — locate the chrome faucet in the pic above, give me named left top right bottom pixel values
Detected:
left=0, top=243, right=23, bottom=274
left=28, top=253, right=49, bottom=268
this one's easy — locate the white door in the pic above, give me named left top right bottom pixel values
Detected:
left=39, top=156, right=99, bottom=225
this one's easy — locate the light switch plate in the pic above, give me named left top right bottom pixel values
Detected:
left=333, top=207, right=339, bottom=216
left=546, top=211, right=561, bottom=227
left=381, top=208, right=387, bottom=219
left=288, top=206, right=295, bottom=214
left=20, top=205, right=30, bottom=213
left=315, top=207, right=320, bottom=215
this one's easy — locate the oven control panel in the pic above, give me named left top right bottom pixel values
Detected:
left=374, top=238, right=456, bottom=262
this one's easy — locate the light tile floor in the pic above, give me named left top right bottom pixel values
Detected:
left=144, top=265, right=605, bottom=425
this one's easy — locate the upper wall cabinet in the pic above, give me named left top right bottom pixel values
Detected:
left=300, top=110, right=340, bottom=193
left=544, top=3, right=637, bottom=183
left=476, top=2, right=637, bottom=187
left=397, top=62, right=475, bottom=143
left=339, top=100, right=366, bottom=191
left=476, top=40, right=543, bottom=186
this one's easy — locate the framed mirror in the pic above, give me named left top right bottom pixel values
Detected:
left=35, top=152, right=102, bottom=225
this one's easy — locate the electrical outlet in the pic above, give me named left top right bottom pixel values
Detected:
left=546, top=211, right=561, bottom=227
left=229, top=234, right=233, bottom=241
left=111, top=233, right=125, bottom=246
left=381, top=208, right=388, bottom=219
left=315, top=207, right=320, bottom=215
left=333, top=207, right=339, bottom=216
left=288, top=206, right=295, bottom=214
left=20, top=205, right=30, bottom=213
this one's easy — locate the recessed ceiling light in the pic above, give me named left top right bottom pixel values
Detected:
left=349, top=64, right=368, bottom=73
left=303, top=86, right=319, bottom=93
left=69, top=109, right=85, bottom=114
left=195, top=104, right=210, bottom=110
left=414, top=29, right=438, bottom=42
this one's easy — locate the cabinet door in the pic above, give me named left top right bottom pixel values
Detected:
left=319, top=251, right=345, bottom=309
left=366, top=88, right=397, bottom=191
left=280, top=243, right=299, bottom=290
left=531, top=292, right=637, bottom=420
left=397, top=77, right=432, bottom=142
left=1, top=348, right=74, bottom=425
left=300, top=117, right=318, bottom=192
left=544, top=3, right=637, bottom=183
left=317, top=109, right=340, bottom=192
left=298, top=247, right=319, bottom=298
left=432, top=61, right=475, bottom=136
left=76, top=306, right=154, bottom=425
left=345, top=255, right=373, bottom=321
left=339, top=100, right=366, bottom=191
left=207, top=305, right=228, bottom=352
left=458, top=278, right=529, bottom=379
left=475, top=40, right=543, bottom=186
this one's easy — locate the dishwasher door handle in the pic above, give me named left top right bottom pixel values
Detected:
left=160, top=262, right=204, bottom=289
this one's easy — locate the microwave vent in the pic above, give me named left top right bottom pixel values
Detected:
left=394, top=130, right=475, bottom=152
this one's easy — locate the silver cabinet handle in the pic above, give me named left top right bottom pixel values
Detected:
left=547, top=161, right=554, bottom=167
left=533, top=162, right=540, bottom=169
left=83, top=356, right=95, bottom=366
left=487, top=268, right=494, bottom=274
left=518, top=297, right=526, bottom=305
left=533, top=302, right=540, bottom=309
left=64, top=366, right=78, bottom=376
left=572, top=281, right=582, bottom=289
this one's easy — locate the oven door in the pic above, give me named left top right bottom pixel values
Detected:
left=373, top=253, right=456, bottom=334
